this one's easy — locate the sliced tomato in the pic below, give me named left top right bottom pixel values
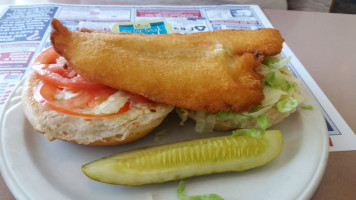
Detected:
left=33, top=46, right=108, bottom=91
left=34, top=47, right=61, bottom=64
left=39, top=82, right=92, bottom=109
left=42, top=97, right=130, bottom=118
left=35, top=82, right=129, bottom=117
left=46, top=63, right=73, bottom=77
left=33, top=64, right=108, bottom=91
left=87, top=88, right=118, bottom=109
left=39, top=82, right=57, bottom=101
left=33, top=46, right=130, bottom=117
left=62, top=91, right=92, bottom=110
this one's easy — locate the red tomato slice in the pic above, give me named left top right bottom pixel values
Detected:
left=62, top=91, right=92, bottom=110
left=87, top=88, right=118, bottom=109
left=33, top=46, right=109, bottom=91
left=34, top=82, right=130, bottom=117
left=33, top=64, right=108, bottom=91
left=32, top=46, right=131, bottom=117
left=43, top=98, right=130, bottom=118
left=39, top=82, right=92, bottom=109
left=39, top=81, right=57, bottom=101
left=34, top=47, right=61, bottom=64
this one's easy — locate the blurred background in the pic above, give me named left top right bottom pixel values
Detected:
left=1, top=0, right=355, bottom=14
left=288, top=0, right=356, bottom=14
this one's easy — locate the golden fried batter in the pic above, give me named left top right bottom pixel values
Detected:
left=50, top=18, right=284, bottom=113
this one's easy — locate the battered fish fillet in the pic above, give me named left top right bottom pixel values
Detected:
left=50, top=18, right=284, bottom=113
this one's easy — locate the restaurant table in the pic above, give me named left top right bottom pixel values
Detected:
left=0, top=3, right=355, bottom=200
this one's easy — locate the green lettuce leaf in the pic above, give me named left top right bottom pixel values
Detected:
left=256, top=114, right=269, bottom=132
left=276, top=97, right=300, bottom=113
left=232, top=128, right=263, bottom=139
left=301, top=104, right=314, bottom=110
left=232, top=114, right=269, bottom=139
left=265, top=70, right=287, bottom=90
left=177, top=180, right=224, bottom=200
left=263, top=55, right=290, bottom=70
left=216, top=111, right=249, bottom=122
left=270, top=57, right=291, bottom=70
left=261, top=86, right=286, bottom=107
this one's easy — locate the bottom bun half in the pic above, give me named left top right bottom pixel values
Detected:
left=22, top=72, right=174, bottom=146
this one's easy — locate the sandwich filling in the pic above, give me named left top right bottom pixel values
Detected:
left=177, top=55, right=303, bottom=133
left=32, top=47, right=151, bottom=117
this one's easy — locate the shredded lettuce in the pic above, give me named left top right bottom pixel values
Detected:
left=181, top=55, right=301, bottom=133
left=270, top=57, right=291, bottom=70
left=264, top=70, right=287, bottom=90
left=263, top=55, right=290, bottom=70
left=244, top=105, right=271, bottom=118
left=276, top=97, right=299, bottom=113
left=256, top=114, right=269, bottom=132
left=178, top=108, right=190, bottom=125
left=262, top=55, right=281, bottom=66
left=232, top=128, right=263, bottom=139
left=260, top=56, right=301, bottom=114
left=177, top=180, right=224, bottom=200
left=301, top=104, right=314, bottom=110
left=261, top=86, right=286, bottom=107
left=216, top=111, right=249, bottom=122
left=232, top=114, right=269, bottom=139
left=217, top=86, right=285, bottom=121
left=92, top=91, right=130, bottom=114
left=286, top=82, right=297, bottom=93
left=195, top=111, right=216, bottom=133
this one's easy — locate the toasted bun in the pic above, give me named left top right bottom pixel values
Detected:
left=22, top=72, right=174, bottom=145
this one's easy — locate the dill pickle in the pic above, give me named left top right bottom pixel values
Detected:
left=82, top=130, right=283, bottom=186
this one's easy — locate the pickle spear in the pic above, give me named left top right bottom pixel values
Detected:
left=82, top=130, right=283, bottom=186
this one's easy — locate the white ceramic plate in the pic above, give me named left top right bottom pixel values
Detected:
left=0, top=79, right=329, bottom=200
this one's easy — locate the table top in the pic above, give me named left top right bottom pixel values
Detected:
left=0, top=4, right=355, bottom=200
left=263, top=9, right=356, bottom=200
